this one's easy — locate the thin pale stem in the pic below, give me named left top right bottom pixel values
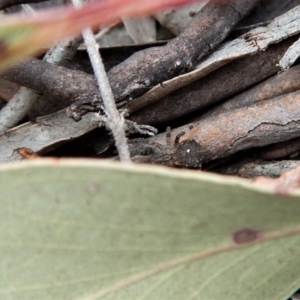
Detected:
left=72, top=0, right=131, bottom=163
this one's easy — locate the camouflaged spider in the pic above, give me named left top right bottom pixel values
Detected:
left=130, top=126, right=203, bottom=168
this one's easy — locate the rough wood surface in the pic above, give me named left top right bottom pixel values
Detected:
left=1, top=0, right=258, bottom=118
left=200, top=63, right=300, bottom=120
left=1, top=2, right=300, bottom=166
left=107, top=0, right=260, bottom=103
left=2, top=4, right=299, bottom=122
left=1, top=58, right=100, bottom=112
left=132, top=91, right=300, bottom=164
left=128, top=5, right=300, bottom=116
left=130, top=36, right=297, bottom=124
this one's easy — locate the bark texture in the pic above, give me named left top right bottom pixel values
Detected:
left=133, top=91, right=300, bottom=164
left=131, top=36, right=297, bottom=124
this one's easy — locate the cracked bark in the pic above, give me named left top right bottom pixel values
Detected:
left=1, top=0, right=299, bottom=165
left=132, top=91, right=300, bottom=164
left=254, top=163, right=300, bottom=193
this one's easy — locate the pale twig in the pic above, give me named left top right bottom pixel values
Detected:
left=72, top=0, right=131, bottom=163
left=279, top=37, right=300, bottom=70
left=43, top=36, right=81, bottom=65
left=0, top=88, right=41, bottom=132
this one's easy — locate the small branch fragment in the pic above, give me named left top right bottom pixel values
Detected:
left=108, top=0, right=260, bottom=103
left=279, top=36, right=300, bottom=70
left=1, top=58, right=101, bottom=115
left=131, top=5, right=300, bottom=113
left=0, top=87, right=40, bottom=132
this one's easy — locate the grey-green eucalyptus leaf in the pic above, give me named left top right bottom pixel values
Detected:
left=0, top=159, right=299, bottom=300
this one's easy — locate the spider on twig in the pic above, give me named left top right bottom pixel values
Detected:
left=129, top=126, right=203, bottom=169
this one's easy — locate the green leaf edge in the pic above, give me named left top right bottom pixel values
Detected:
left=0, top=158, right=298, bottom=197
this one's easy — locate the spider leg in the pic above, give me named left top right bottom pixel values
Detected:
left=166, top=126, right=172, bottom=145
left=174, top=131, right=185, bottom=146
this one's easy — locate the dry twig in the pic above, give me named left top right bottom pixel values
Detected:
left=72, top=0, right=131, bottom=162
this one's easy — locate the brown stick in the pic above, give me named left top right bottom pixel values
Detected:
left=2, top=32, right=296, bottom=123
left=130, top=36, right=298, bottom=124
left=202, top=64, right=300, bottom=119
left=132, top=91, right=300, bottom=164
left=108, top=0, right=260, bottom=103
left=0, top=58, right=101, bottom=119
left=1, top=0, right=259, bottom=116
